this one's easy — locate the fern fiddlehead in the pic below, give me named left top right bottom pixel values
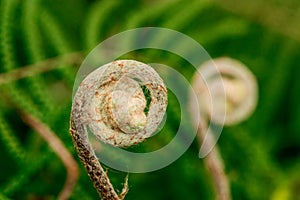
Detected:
left=70, top=60, right=167, bottom=199
left=192, top=57, right=258, bottom=126
left=190, top=57, right=258, bottom=200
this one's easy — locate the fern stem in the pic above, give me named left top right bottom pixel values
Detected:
left=20, top=111, right=79, bottom=200
left=197, top=119, right=231, bottom=200
left=0, top=52, right=83, bottom=85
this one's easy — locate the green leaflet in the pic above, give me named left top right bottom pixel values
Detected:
left=84, top=0, right=123, bottom=50
left=39, top=10, right=77, bottom=87
left=22, top=0, right=54, bottom=113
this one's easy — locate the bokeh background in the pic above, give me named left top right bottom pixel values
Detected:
left=1, top=0, right=300, bottom=199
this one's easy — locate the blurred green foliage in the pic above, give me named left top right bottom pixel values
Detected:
left=0, top=0, right=300, bottom=199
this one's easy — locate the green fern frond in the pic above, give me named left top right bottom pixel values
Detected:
left=0, top=113, right=26, bottom=163
left=0, top=0, right=19, bottom=72
left=256, top=40, right=297, bottom=127
left=84, top=0, right=122, bottom=50
left=39, top=10, right=77, bottom=87
left=162, top=0, right=210, bottom=30
left=1, top=147, right=54, bottom=196
left=0, top=0, right=42, bottom=119
left=0, top=0, right=299, bottom=199
left=22, top=0, right=54, bottom=113
left=191, top=17, right=250, bottom=45
left=124, top=0, right=180, bottom=29
left=72, top=185, right=94, bottom=200
left=0, top=193, right=10, bottom=200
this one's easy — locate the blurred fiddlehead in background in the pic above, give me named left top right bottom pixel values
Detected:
left=190, top=57, right=258, bottom=200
